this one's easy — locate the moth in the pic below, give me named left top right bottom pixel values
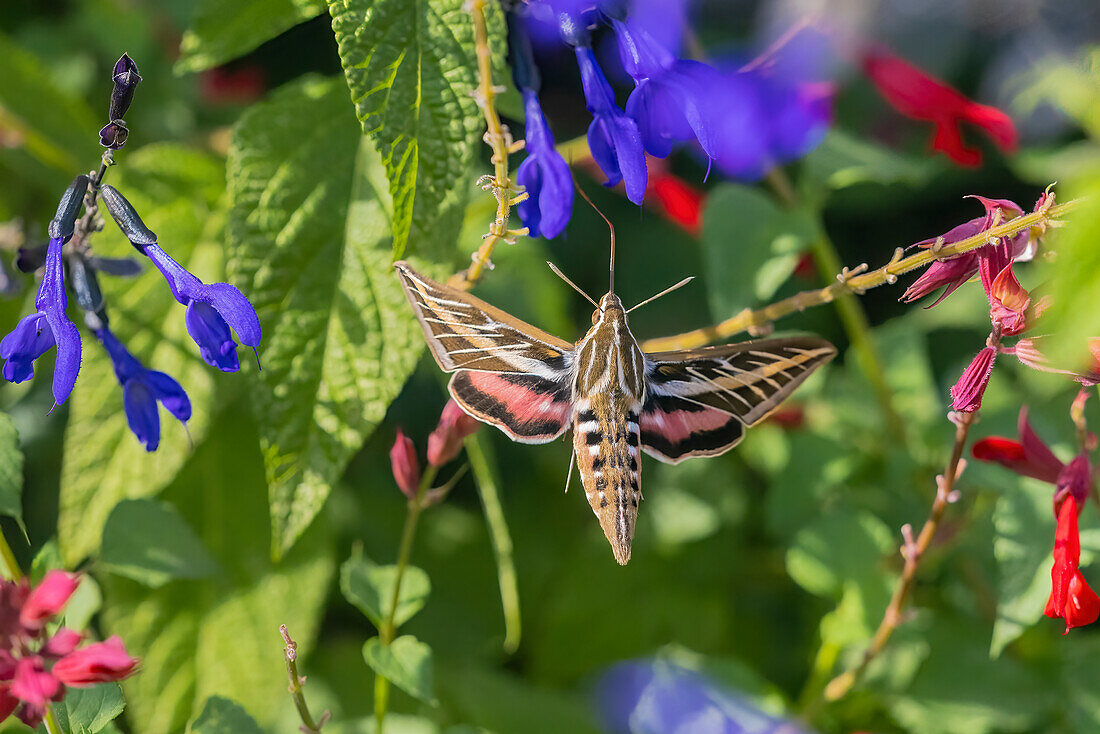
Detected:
left=395, top=250, right=834, bottom=565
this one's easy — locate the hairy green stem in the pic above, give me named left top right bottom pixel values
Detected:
left=374, top=465, right=438, bottom=734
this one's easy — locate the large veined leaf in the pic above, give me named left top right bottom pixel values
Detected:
left=327, top=0, right=504, bottom=258
left=100, top=405, right=335, bottom=732
left=226, top=76, right=448, bottom=557
left=177, top=0, right=326, bottom=73
left=58, top=145, right=229, bottom=566
left=0, top=412, right=24, bottom=537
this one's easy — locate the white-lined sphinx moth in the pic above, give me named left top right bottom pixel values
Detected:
left=394, top=261, right=835, bottom=565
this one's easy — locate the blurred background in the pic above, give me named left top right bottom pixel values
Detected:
left=0, top=0, right=1099, bottom=732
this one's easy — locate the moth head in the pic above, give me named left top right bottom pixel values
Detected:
left=596, top=293, right=624, bottom=320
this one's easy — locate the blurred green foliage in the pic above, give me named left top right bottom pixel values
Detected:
left=0, top=2, right=1097, bottom=733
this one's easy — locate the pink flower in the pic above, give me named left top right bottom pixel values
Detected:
left=1014, top=337, right=1100, bottom=387
left=950, top=346, right=996, bottom=412
left=10, top=657, right=61, bottom=727
left=19, top=571, right=78, bottom=631
left=41, top=628, right=81, bottom=659
left=987, top=264, right=1032, bottom=336
left=1045, top=496, right=1100, bottom=633
left=427, top=400, right=481, bottom=467
left=861, top=48, right=1018, bottom=166
left=389, top=429, right=421, bottom=500
left=52, top=636, right=138, bottom=687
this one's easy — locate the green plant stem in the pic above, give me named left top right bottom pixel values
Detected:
left=465, top=434, right=522, bottom=654
left=374, top=465, right=438, bottom=734
left=281, top=625, right=327, bottom=733
left=43, top=708, right=62, bottom=734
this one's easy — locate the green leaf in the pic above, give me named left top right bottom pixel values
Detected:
left=99, top=404, right=336, bottom=731
left=55, top=684, right=126, bottom=734
left=328, top=0, right=501, bottom=258
left=0, top=31, right=100, bottom=174
left=990, top=479, right=1055, bottom=657
left=100, top=499, right=220, bottom=587
left=363, top=635, right=436, bottom=705
left=800, top=129, right=938, bottom=196
left=340, top=551, right=431, bottom=629
left=58, top=144, right=227, bottom=566
left=0, top=412, right=25, bottom=537
left=188, top=696, right=264, bottom=734
left=786, top=508, right=895, bottom=598
left=701, top=184, right=816, bottom=320
left=227, top=76, right=446, bottom=557
left=177, top=0, right=326, bottom=73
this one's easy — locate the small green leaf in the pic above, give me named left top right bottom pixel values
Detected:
left=341, top=551, right=430, bottom=629
left=0, top=412, right=25, bottom=538
left=786, top=508, right=895, bottom=598
left=177, top=0, right=326, bottom=73
left=328, top=0, right=504, bottom=258
left=187, top=696, right=264, bottom=734
left=363, top=635, right=436, bottom=705
left=55, top=684, right=126, bottom=734
left=100, top=499, right=219, bottom=587
left=800, top=129, right=937, bottom=195
left=701, top=184, right=816, bottom=320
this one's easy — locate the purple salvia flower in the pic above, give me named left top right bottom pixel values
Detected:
left=516, top=90, right=573, bottom=238
left=96, top=327, right=190, bottom=452
left=99, top=185, right=261, bottom=372
left=0, top=176, right=89, bottom=406
left=574, top=45, right=647, bottom=204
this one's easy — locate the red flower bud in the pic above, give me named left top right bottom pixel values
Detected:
left=1044, top=496, right=1100, bottom=633
left=52, top=636, right=138, bottom=687
left=950, top=346, right=996, bottom=412
left=427, top=400, right=481, bottom=467
left=20, top=571, right=79, bottom=630
left=988, top=264, right=1030, bottom=336
left=390, top=429, right=421, bottom=500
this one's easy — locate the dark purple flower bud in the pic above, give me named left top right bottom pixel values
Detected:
left=107, top=54, right=141, bottom=123
left=99, top=185, right=261, bottom=372
left=1054, top=455, right=1093, bottom=514
left=98, top=185, right=156, bottom=251
left=0, top=237, right=82, bottom=405
left=87, top=255, right=143, bottom=277
left=951, top=345, right=996, bottom=412
left=574, top=46, right=647, bottom=204
left=516, top=90, right=573, bottom=238
left=48, top=175, right=90, bottom=242
left=96, top=327, right=190, bottom=452
left=67, top=252, right=105, bottom=314
left=99, top=121, right=129, bottom=150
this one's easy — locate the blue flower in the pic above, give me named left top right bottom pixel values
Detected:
left=516, top=90, right=573, bottom=239
left=99, top=185, right=262, bottom=373
left=143, top=244, right=261, bottom=373
left=597, top=660, right=810, bottom=734
left=575, top=45, right=648, bottom=204
left=0, top=237, right=82, bottom=407
left=96, top=327, right=190, bottom=452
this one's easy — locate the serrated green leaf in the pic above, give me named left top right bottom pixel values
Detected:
left=100, top=405, right=335, bottom=731
left=363, top=635, right=436, bottom=705
left=0, top=412, right=24, bottom=538
left=990, top=479, right=1055, bottom=657
left=177, top=0, right=326, bottom=73
left=341, top=551, right=430, bottom=629
left=58, top=145, right=227, bottom=566
left=187, top=696, right=264, bottom=734
left=701, top=184, right=816, bottom=320
left=56, top=684, right=126, bottom=734
left=227, top=76, right=446, bottom=557
left=328, top=0, right=502, bottom=258
left=100, top=499, right=219, bottom=587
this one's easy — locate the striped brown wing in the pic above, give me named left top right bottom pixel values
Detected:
left=640, top=336, right=836, bottom=463
left=395, top=261, right=573, bottom=380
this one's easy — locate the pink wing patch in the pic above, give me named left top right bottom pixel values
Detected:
left=639, top=397, right=745, bottom=463
left=449, top=370, right=572, bottom=444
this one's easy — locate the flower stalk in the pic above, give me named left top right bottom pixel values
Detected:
left=641, top=197, right=1080, bottom=352
left=281, top=625, right=328, bottom=733
left=453, top=0, right=525, bottom=290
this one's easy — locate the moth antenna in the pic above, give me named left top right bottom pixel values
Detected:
left=564, top=449, right=576, bottom=494
left=626, top=276, right=695, bottom=313
left=571, top=175, right=616, bottom=294
left=546, top=261, right=599, bottom=309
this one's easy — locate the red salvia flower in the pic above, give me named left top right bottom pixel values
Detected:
left=52, top=637, right=139, bottom=687
left=645, top=162, right=704, bottom=236
left=861, top=48, right=1018, bottom=166
left=1045, top=496, right=1100, bottom=633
